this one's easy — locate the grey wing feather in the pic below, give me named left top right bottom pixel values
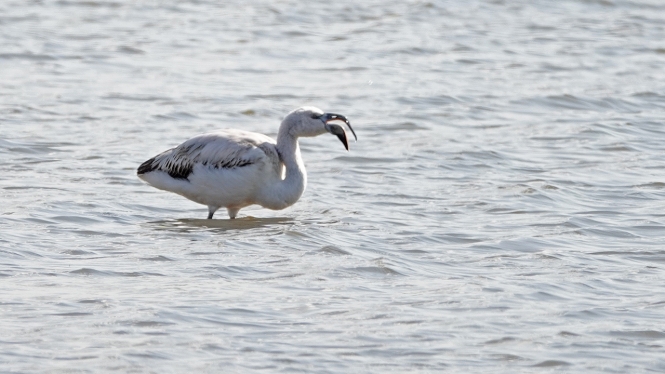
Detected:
left=137, top=130, right=278, bottom=180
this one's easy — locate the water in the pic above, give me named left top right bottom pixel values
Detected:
left=2, top=0, right=665, bottom=372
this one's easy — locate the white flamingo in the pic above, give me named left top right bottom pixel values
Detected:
left=137, top=106, right=356, bottom=219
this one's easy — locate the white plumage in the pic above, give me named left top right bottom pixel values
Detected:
left=137, top=106, right=356, bottom=219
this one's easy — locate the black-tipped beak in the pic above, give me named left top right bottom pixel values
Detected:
left=321, top=113, right=357, bottom=141
left=326, top=124, right=349, bottom=150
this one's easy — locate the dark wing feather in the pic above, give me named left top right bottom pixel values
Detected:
left=137, top=130, right=276, bottom=180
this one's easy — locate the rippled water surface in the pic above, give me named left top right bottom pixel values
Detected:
left=2, top=0, right=665, bottom=372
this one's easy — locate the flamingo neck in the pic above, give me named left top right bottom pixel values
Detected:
left=266, top=129, right=307, bottom=209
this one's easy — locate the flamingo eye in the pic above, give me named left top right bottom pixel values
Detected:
left=311, top=113, right=322, bottom=119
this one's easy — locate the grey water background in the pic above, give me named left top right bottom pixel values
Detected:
left=2, top=0, right=665, bottom=372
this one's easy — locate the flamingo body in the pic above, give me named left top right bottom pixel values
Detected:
left=137, top=107, right=356, bottom=219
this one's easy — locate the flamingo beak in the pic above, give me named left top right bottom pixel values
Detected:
left=326, top=123, right=349, bottom=150
left=322, top=113, right=357, bottom=151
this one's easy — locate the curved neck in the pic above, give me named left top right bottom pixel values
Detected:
left=265, top=127, right=307, bottom=209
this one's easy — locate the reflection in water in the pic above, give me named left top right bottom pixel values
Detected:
left=148, top=217, right=295, bottom=232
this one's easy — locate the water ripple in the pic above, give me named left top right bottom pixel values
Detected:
left=2, top=0, right=665, bottom=372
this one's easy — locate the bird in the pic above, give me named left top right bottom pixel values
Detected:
left=137, top=106, right=356, bottom=219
